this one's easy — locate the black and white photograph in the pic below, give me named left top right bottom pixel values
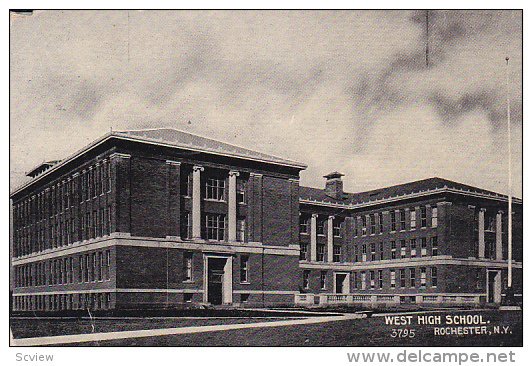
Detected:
left=6, top=5, right=525, bottom=360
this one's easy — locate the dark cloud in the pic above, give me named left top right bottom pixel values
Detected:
left=345, top=10, right=521, bottom=153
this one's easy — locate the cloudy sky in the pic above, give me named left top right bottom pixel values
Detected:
left=10, top=10, right=522, bottom=196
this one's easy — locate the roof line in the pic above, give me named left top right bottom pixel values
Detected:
left=10, top=132, right=114, bottom=197
left=299, top=187, right=522, bottom=209
left=112, top=132, right=307, bottom=169
left=115, top=128, right=307, bottom=168
left=10, top=131, right=307, bottom=197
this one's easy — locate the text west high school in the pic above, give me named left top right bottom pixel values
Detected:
left=10, top=129, right=522, bottom=311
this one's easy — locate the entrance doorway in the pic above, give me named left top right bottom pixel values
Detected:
left=204, top=256, right=233, bottom=305
left=487, top=270, right=502, bottom=303
left=334, top=272, right=350, bottom=294
left=208, top=258, right=226, bottom=305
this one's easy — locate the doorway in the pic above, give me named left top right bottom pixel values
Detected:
left=334, top=272, right=350, bottom=294
left=487, top=270, right=502, bottom=303
left=204, top=256, right=233, bottom=305
left=208, top=258, right=225, bottom=305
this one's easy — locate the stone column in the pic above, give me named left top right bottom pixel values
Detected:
left=478, top=208, right=485, bottom=258
left=228, top=170, right=239, bottom=241
left=496, top=210, right=503, bottom=260
left=310, top=214, right=318, bottom=262
left=192, top=165, right=204, bottom=240
left=327, top=216, right=334, bottom=262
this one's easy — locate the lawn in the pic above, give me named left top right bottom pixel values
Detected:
left=10, top=317, right=301, bottom=339
left=10, top=309, right=521, bottom=347
left=85, top=310, right=522, bottom=347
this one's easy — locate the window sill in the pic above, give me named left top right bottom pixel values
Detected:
left=203, top=198, right=227, bottom=203
left=182, top=280, right=195, bottom=284
left=240, top=281, right=251, bottom=285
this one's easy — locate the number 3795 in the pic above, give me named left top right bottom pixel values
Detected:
left=390, top=328, right=416, bottom=338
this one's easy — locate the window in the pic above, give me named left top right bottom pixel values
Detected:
left=431, top=236, right=438, bottom=256
left=205, top=214, right=226, bottom=241
left=400, top=210, right=406, bottom=231
left=240, top=256, right=249, bottom=283
left=409, top=268, right=416, bottom=288
left=370, top=214, right=376, bottom=234
left=205, top=178, right=226, bottom=201
left=320, top=271, right=327, bottom=290
left=361, top=272, right=366, bottom=290
left=353, top=272, right=358, bottom=289
left=400, top=240, right=406, bottom=259
left=107, top=162, right=112, bottom=192
left=333, top=245, right=342, bottom=262
left=95, top=165, right=101, bottom=196
left=378, top=212, right=384, bottom=233
left=431, top=206, right=438, bottom=228
left=361, top=244, right=367, bottom=262
left=58, top=260, right=63, bottom=284
left=91, top=253, right=97, bottom=282
left=95, top=209, right=101, bottom=238
left=400, top=269, right=406, bottom=288
left=333, top=220, right=342, bottom=237
left=88, top=168, right=94, bottom=199
left=370, top=243, right=376, bottom=261
left=299, top=216, right=309, bottom=234
left=237, top=180, right=246, bottom=204
left=300, top=243, right=308, bottom=261
left=420, top=206, right=427, bottom=227
left=421, top=238, right=427, bottom=256
left=78, top=256, right=83, bottom=283
left=475, top=270, right=483, bottom=290
left=98, top=252, right=103, bottom=281
left=316, top=219, right=325, bottom=236
left=410, top=209, right=416, bottom=229
left=370, top=271, right=375, bottom=289
left=378, top=270, right=383, bottom=289
left=183, top=252, right=193, bottom=282
left=420, top=267, right=427, bottom=287
left=391, top=241, right=397, bottom=259
left=107, top=206, right=112, bottom=235
left=485, top=214, right=496, bottom=232
left=237, top=219, right=246, bottom=242
left=302, top=270, right=310, bottom=289
left=102, top=161, right=108, bottom=193
left=390, top=269, right=396, bottom=288
left=317, top=244, right=325, bottom=262
left=105, top=250, right=111, bottom=281
left=84, top=254, right=89, bottom=283
left=431, top=267, right=438, bottom=287
left=379, top=242, right=384, bottom=260
left=410, top=238, right=417, bottom=257
left=181, top=212, right=192, bottom=239
left=485, top=240, right=496, bottom=259
left=361, top=216, right=367, bottom=235
left=181, top=172, right=193, bottom=197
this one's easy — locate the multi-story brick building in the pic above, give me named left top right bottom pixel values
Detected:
left=297, top=174, right=523, bottom=307
left=10, top=129, right=522, bottom=311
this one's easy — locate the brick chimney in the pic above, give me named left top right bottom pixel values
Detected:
left=324, top=171, right=345, bottom=199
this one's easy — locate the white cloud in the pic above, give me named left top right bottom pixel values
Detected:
left=10, top=10, right=522, bottom=196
